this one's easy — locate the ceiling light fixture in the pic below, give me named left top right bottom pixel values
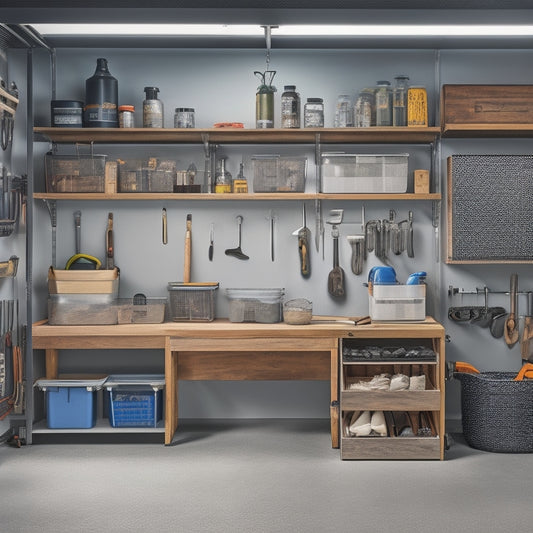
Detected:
left=27, top=23, right=533, bottom=38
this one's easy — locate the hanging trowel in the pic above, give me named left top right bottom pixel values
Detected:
left=504, top=273, right=519, bottom=348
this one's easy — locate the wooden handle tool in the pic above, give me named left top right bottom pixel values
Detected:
left=184, top=214, right=192, bottom=283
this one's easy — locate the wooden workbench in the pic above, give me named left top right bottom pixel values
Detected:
left=32, top=318, right=445, bottom=449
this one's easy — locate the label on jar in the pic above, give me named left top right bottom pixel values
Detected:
left=52, top=107, right=83, bottom=126
left=143, top=102, right=163, bottom=128
left=408, top=87, right=428, bottom=127
left=84, top=103, right=117, bottom=126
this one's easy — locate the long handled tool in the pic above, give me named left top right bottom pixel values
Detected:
left=504, top=273, right=519, bottom=348
left=184, top=214, right=192, bottom=282
left=326, top=210, right=345, bottom=298
left=520, top=292, right=533, bottom=365
left=225, top=215, right=249, bottom=260
left=105, top=212, right=114, bottom=270
left=292, top=203, right=311, bottom=277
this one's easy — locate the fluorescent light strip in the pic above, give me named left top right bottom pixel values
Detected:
left=29, top=24, right=263, bottom=36
left=29, top=23, right=533, bottom=37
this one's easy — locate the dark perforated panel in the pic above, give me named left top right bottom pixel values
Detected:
left=448, top=155, right=533, bottom=262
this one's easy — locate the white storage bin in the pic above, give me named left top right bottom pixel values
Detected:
left=369, top=284, right=426, bottom=322
left=321, top=153, right=408, bottom=193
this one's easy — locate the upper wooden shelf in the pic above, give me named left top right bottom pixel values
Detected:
left=442, top=124, right=533, bottom=138
left=32, top=192, right=441, bottom=201
left=34, top=126, right=441, bottom=144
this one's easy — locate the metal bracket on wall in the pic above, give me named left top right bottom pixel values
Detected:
left=43, top=199, right=57, bottom=268
left=448, top=285, right=531, bottom=297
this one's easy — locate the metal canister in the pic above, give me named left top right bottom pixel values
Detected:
left=255, top=70, right=276, bottom=129
left=256, top=89, right=275, bottom=129
left=407, top=86, right=428, bottom=127
left=118, top=105, right=135, bottom=128
left=51, top=100, right=83, bottom=128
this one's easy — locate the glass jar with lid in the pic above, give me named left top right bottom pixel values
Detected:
left=354, top=89, right=375, bottom=128
left=334, top=95, right=353, bottom=128
left=304, top=98, right=324, bottom=128
left=281, top=85, right=301, bottom=128
left=174, top=108, right=195, bottom=128
left=375, top=80, right=392, bottom=126
left=392, top=75, right=409, bottom=126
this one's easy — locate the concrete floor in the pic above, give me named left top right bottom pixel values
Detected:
left=1, top=419, right=532, bottom=533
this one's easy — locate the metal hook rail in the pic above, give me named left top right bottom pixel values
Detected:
left=448, top=285, right=533, bottom=297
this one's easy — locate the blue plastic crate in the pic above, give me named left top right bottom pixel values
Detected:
left=108, top=387, right=163, bottom=427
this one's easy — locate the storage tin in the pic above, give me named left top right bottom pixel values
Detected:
left=50, top=100, right=83, bottom=128
left=226, top=288, right=284, bottom=323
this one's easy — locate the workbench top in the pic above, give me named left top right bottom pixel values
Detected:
left=32, top=317, right=444, bottom=341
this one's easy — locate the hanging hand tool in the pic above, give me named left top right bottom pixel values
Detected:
left=208, top=223, right=214, bottom=261
left=315, top=199, right=321, bottom=254
left=184, top=214, right=192, bottom=282
left=520, top=292, right=533, bottom=364
left=267, top=210, right=275, bottom=262
left=105, top=212, right=114, bottom=270
left=326, top=210, right=345, bottom=297
left=504, top=273, right=519, bottom=348
left=292, top=203, right=311, bottom=277
left=65, top=210, right=101, bottom=270
left=162, top=208, right=167, bottom=245
left=225, top=215, right=249, bottom=260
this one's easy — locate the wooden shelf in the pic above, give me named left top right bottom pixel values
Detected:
left=442, top=124, right=533, bottom=138
left=34, top=126, right=441, bottom=144
left=33, top=192, right=441, bottom=201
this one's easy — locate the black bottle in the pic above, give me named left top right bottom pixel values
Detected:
left=84, top=58, right=118, bottom=128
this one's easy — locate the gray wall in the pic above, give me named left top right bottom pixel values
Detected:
left=28, top=47, right=533, bottom=421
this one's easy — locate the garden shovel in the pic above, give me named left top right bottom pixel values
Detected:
left=504, top=273, right=519, bottom=348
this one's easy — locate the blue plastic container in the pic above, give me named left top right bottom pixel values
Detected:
left=36, top=378, right=107, bottom=429
left=105, top=375, right=164, bottom=428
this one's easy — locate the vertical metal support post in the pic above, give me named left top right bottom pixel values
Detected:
left=25, top=47, right=34, bottom=443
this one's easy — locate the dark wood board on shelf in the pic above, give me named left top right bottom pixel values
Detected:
left=447, top=154, right=533, bottom=264
left=441, top=85, right=533, bottom=126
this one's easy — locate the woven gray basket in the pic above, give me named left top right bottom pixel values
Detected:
left=457, top=372, right=533, bottom=453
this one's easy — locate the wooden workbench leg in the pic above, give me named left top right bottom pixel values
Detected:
left=330, top=343, right=339, bottom=448
left=45, top=349, right=59, bottom=379
left=165, top=337, right=178, bottom=445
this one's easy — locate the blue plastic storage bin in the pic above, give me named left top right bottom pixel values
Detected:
left=105, top=375, right=164, bottom=428
left=35, top=378, right=107, bottom=429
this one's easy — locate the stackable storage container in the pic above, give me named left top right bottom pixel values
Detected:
left=35, top=378, right=107, bottom=429
left=105, top=374, right=164, bottom=428
left=226, top=288, right=284, bottom=323
left=167, top=282, right=219, bottom=321
left=321, top=153, right=408, bottom=193
left=252, top=155, right=307, bottom=192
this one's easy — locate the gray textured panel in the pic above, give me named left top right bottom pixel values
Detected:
left=449, top=155, right=533, bottom=261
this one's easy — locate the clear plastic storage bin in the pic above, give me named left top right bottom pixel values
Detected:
left=226, top=288, right=284, bottom=323
left=252, top=156, right=307, bottom=192
left=321, top=153, right=408, bottom=193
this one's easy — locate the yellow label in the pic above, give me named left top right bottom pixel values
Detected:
left=232, top=180, right=248, bottom=193
left=408, top=87, right=428, bottom=127
left=215, top=184, right=232, bottom=194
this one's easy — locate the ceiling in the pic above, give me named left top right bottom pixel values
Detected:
left=3, top=2, right=533, bottom=49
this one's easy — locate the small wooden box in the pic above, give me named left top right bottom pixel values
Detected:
left=441, top=84, right=533, bottom=126
left=414, top=169, right=430, bottom=194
